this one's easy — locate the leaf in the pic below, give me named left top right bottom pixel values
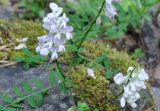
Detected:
left=59, top=84, right=68, bottom=95
left=66, top=44, right=78, bottom=52
left=105, top=70, right=113, bottom=79
left=13, top=86, right=24, bottom=98
left=23, top=82, right=36, bottom=107
left=23, top=82, right=33, bottom=94
left=103, top=58, right=110, bottom=68
left=4, top=108, right=16, bottom=111
left=35, top=93, right=43, bottom=106
left=72, top=57, right=84, bottom=65
left=49, top=71, right=56, bottom=85
left=32, top=77, right=43, bottom=90
left=0, top=94, right=13, bottom=104
left=11, top=103, right=23, bottom=108
left=22, top=48, right=32, bottom=56
left=56, top=67, right=65, bottom=81
left=77, top=101, right=90, bottom=111
left=93, top=108, right=99, bottom=111
left=28, top=56, right=40, bottom=64
left=27, top=97, right=36, bottom=108
left=96, top=55, right=106, bottom=63
left=0, top=105, right=3, bottom=109
left=36, top=53, right=47, bottom=61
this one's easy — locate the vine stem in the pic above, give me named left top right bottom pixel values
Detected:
left=77, top=0, right=106, bottom=49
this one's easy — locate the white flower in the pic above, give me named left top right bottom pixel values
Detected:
left=127, top=66, right=134, bottom=72
left=49, top=3, right=63, bottom=17
left=120, top=97, right=125, bottom=107
left=114, top=66, right=149, bottom=108
left=87, top=68, right=96, bottom=79
left=113, top=73, right=124, bottom=85
left=40, top=48, right=49, bottom=56
left=138, top=69, right=149, bottom=80
left=105, top=0, right=118, bottom=19
left=51, top=52, right=58, bottom=60
left=36, top=2, right=73, bottom=60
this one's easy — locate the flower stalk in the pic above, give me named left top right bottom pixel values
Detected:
left=77, top=0, right=106, bottom=49
left=55, top=59, right=65, bottom=79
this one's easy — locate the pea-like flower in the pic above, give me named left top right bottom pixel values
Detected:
left=114, top=66, right=149, bottom=108
left=105, top=0, right=120, bottom=19
left=36, top=3, right=73, bottom=60
left=87, top=68, right=96, bottom=79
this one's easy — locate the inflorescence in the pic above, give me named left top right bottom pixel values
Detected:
left=36, top=3, right=73, bottom=60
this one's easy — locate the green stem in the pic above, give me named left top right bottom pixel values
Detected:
left=112, top=68, right=135, bottom=101
left=55, top=60, right=76, bottom=106
left=55, top=59, right=65, bottom=79
left=78, top=53, right=114, bottom=73
left=77, top=0, right=106, bottom=49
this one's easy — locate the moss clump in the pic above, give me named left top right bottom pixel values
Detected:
left=67, top=65, right=118, bottom=111
left=60, top=41, right=139, bottom=74
left=62, top=41, right=140, bottom=110
left=0, top=19, right=46, bottom=61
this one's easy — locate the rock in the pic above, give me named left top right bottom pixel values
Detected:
left=151, top=87, right=160, bottom=111
left=0, top=64, right=74, bottom=111
left=152, top=63, right=160, bottom=85
left=0, top=6, right=14, bottom=20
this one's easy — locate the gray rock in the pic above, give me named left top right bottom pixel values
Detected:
left=151, top=87, right=160, bottom=111
left=0, top=64, right=74, bottom=111
left=0, top=6, right=14, bottom=20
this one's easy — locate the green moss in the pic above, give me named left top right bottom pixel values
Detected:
left=0, top=19, right=46, bottom=60
left=62, top=42, right=140, bottom=110
left=61, top=41, right=139, bottom=74
left=67, top=65, right=118, bottom=111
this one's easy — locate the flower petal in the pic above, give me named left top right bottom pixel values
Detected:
left=120, top=97, right=125, bottom=107
left=113, top=73, right=124, bottom=85
left=87, top=68, right=96, bottom=79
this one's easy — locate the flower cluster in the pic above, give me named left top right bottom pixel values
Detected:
left=36, top=3, right=73, bottom=60
left=105, top=0, right=120, bottom=19
left=114, top=66, right=149, bottom=108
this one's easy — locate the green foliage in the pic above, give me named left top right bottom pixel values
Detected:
left=132, top=48, right=145, bottom=59
left=16, top=0, right=66, bottom=19
left=63, top=41, right=141, bottom=110
left=49, top=71, right=56, bottom=85
left=13, top=87, right=24, bottom=98
left=11, top=48, right=47, bottom=69
left=0, top=94, right=13, bottom=104
left=61, top=42, right=139, bottom=74
left=105, top=70, right=113, bottom=79
left=77, top=101, right=90, bottom=111
left=66, top=0, right=158, bottom=41
left=0, top=70, right=69, bottom=110
left=17, top=0, right=47, bottom=19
